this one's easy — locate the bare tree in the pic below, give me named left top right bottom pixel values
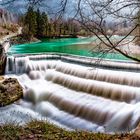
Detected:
left=0, top=0, right=42, bottom=5
left=71, top=0, right=140, bottom=62
left=1, top=0, right=140, bottom=62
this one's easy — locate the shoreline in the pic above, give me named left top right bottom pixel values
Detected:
left=3, top=54, right=140, bottom=136
left=2, top=33, right=140, bottom=139
left=0, top=120, right=139, bottom=140
left=0, top=27, right=22, bottom=74
left=9, top=34, right=88, bottom=46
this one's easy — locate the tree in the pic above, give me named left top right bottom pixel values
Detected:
left=36, top=8, right=41, bottom=36
left=48, top=22, right=54, bottom=37
left=24, top=7, right=49, bottom=38
left=135, top=10, right=140, bottom=45
left=36, top=10, right=48, bottom=37
left=41, top=12, right=48, bottom=37
left=71, top=0, right=140, bottom=62
left=2, top=0, right=140, bottom=62
left=24, top=6, right=37, bottom=39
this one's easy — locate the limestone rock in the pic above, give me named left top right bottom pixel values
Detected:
left=0, top=78, right=23, bottom=107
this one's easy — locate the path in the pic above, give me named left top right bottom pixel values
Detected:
left=0, top=27, right=22, bottom=44
left=0, top=27, right=22, bottom=53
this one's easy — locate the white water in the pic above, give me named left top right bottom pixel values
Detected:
left=3, top=54, right=140, bottom=133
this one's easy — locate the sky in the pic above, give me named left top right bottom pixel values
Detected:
left=0, top=0, right=77, bottom=18
left=0, top=0, right=137, bottom=23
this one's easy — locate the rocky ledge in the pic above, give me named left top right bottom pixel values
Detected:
left=0, top=78, right=23, bottom=107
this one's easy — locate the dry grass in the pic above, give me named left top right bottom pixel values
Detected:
left=0, top=121, right=140, bottom=140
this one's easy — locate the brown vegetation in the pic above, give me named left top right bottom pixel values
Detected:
left=0, top=121, right=140, bottom=140
left=0, top=24, right=19, bottom=38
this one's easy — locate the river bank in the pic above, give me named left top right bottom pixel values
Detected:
left=9, top=34, right=80, bottom=45
left=2, top=33, right=140, bottom=139
left=10, top=34, right=40, bottom=45
left=0, top=27, right=22, bottom=74
left=0, top=77, right=134, bottom=140
left=0, top=120, right=140, bottom=140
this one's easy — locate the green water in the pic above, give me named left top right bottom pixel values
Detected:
left=8, top=37, right=129, bottom=60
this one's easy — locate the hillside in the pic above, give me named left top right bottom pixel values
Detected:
left=0, top=8, right=17, bottom=24
left=0, top=8, right=18, bottom=38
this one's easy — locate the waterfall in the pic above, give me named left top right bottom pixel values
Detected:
left=4, top=54, right=140, bottom=133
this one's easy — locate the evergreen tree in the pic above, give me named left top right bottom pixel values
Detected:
left=25, top=6, right=37, bottom=39
left=23, top=8, right=80, bottom=39
left=36, top=8, right=41, bottom=36
left=41, top=12, right=48, bottom=37
left=35, top=10, right=49, bottom=37
left=38, top=13, right=44, bottom=37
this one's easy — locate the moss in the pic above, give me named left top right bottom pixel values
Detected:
left=0, top=121, right=139, bottom=140
left=0, top=78, right=23, bottom=107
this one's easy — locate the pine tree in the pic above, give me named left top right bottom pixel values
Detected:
left=41, top=12, right=48, bottom=37
left=23, top=8, right=80, bottom=39
left=25, top=6, right=37, bottom=39
left=36, top=9, right=41, bottom=36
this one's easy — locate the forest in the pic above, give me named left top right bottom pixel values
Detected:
left=22, top=6, right=88, bottom=40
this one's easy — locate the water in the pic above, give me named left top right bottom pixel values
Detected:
left=8, top=37, right=129, bottom=60
left=2, top=54, right=140, bottom=133
left=2, top=37, right=140, bottom=133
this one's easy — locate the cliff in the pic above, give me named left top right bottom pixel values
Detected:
left=0, top=8, right=17, bottom=24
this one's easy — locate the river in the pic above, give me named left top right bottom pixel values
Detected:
left=1, top=38, right=140, bottom=133
left=8, top=37, right=129, bottom=60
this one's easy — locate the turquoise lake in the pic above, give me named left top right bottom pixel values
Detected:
left=8, top=37, right=129, bottom=60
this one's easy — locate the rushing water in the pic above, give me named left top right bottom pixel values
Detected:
left=2, top=37, right=140, bottom=133
left=1, top=53, right=140, bottom=133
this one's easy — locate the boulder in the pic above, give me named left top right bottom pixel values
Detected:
left=0, top=78, right=23, bottom=107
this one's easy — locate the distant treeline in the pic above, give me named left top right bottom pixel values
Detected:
left=20, top=7, right=89, bottom=40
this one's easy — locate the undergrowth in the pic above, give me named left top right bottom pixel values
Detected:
left=0, top=121, right=140, bottom=140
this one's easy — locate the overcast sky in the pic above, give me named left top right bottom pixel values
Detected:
left=0, top=0, right=77, bottom=18
left=0, top=0, right=137, bottom=23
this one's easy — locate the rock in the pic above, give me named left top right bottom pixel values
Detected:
left=10, top=34, right=40, bottom=45
left=0, top=76, right=4, bottom=81
left=0, top=78, right=23, bottom=107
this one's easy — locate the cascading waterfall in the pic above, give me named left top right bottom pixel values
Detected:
left=3, top=54, right=140, bottom=133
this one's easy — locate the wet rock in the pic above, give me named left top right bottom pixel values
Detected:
left=0, top=78, right=23, bottom=107
left=0, top=76, right=4, bottom=81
